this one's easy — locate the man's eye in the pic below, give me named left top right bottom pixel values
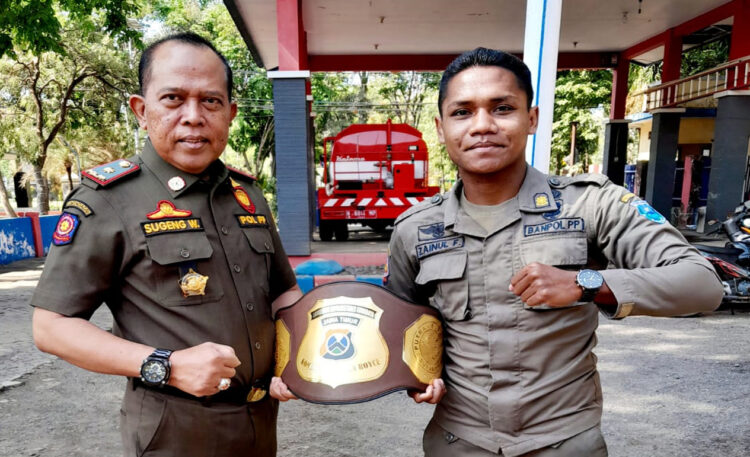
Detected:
left=494, top=105, right=514, bottom=113
left=451, top=109, right=470, bottom=116
left=162, top=94, right=180, bottom=102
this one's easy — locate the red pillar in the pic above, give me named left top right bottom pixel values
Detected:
left=680, top=156, right=693, bottom=223
left=610, top=54, right=629, bottom=120
left=661, top=29, right=683, bottom=106
left=729, top=0, right=750, bottom=60
left=17, top=211, right=44, bottom=257
left=662, top=29, right=682, bottom=82
left=277, top=0, right=308, bottom=71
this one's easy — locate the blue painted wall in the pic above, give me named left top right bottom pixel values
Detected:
left=39, top=214, right=61, bottom=255
left=0, top=217, right=36, bottom=264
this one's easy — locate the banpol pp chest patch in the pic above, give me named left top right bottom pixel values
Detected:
left=524, top=217, right=585, bottom=237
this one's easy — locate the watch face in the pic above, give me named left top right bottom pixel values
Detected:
left=141, top=360, right=167, bottom=383
left=578, top=270, right=604, bottom=289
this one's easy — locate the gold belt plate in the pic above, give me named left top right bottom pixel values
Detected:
left=295, top=296, right=389, bottom=388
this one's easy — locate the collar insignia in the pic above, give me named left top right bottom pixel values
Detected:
left=534, top=193, right=550, bottom=208
left=147, top=200, right=193, bottom=220
left=168, top=176, right=186, bottom=191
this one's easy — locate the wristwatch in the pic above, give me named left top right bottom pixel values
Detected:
left=576, top=269, right=604, bottom=302
left=140, top=348, right=173, bottom=388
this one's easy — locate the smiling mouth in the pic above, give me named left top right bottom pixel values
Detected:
left=179, top=137, right=208, bottom=148
left=469, top=142, right=504, bottom=150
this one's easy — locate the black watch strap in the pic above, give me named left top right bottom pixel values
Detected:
left=151, top=348, right=173, bottom=360
left=580, top=287, right=598, bottom=302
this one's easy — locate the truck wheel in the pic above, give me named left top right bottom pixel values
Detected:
left=319, top=222, right=334, bottom=241
left=334, top=223, right=349, bottom=241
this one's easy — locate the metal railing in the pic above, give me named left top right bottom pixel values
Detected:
left=633, top=56, right=750, bottom=111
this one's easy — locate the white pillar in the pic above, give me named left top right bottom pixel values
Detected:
left=523, top=0, right=562, bottom=173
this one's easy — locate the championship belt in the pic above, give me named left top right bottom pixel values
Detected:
left=274, top=281, right=443, bottom=404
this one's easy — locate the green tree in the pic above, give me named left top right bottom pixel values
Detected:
left=0, top=0, right=139, bottom=58
left=551, top=70, right=612, bottom=174
left=0, top=11, right=138, bottom=213
left=371, top=72, right=441, bottom=127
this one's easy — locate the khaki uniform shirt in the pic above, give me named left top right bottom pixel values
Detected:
left=32, top=140, right=297, bottom=389
left=386, top=165, right=722, bottom=457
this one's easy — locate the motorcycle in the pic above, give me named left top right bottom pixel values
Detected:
left=693, top=201, right=750, bottom=310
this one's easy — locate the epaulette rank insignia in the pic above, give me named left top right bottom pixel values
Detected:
left=82, top=159, right=139, bottom=186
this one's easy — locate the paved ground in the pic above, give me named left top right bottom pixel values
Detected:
left=1, top=252, right=749, bottom=456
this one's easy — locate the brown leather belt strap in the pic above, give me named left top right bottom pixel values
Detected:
left=274, top=281, right=443, bottom=404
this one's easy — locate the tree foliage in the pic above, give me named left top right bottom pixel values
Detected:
left=550, top=70, right=612, bottom=174
left=0, top=6, right=140, bottom=213
left=0, top=0, right=140, bottom=58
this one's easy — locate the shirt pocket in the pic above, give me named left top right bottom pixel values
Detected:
left=519, top=234, right=588, bottom=269
left=146, top=231, right=224, bottom=306
left=241, top=227, right=275, bottom=288
left=415, top=250, right=470, bottom=321
left=518, top=234, right=588, bottom=310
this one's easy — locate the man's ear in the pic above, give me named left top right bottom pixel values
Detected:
left=435, top=116, right=445, bottom=144
left=230, top=102, right=238, bottom=122
left=128, top=95, right=148, bottom=130
left=528, top=106, right=539, bottom=135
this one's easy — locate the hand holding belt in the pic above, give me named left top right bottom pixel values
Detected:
left=274, top=281, right=443, bottom=404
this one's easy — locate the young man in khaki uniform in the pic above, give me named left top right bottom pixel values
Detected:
left=385, top=48, right=723, bottom=457
left=31, top=33, right=301, bottom=456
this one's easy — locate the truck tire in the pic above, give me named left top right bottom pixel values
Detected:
left=334, top=223, right=349, bottom=241
left=319, top=222, right=334, bottom=241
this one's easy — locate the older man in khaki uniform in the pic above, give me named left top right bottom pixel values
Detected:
left=385, top=48, right=723, bottom=457
left=32, top=33, right=301, bottom=456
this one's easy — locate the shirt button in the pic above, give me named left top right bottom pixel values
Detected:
left=221, top=226, right=229, bottom=235
left=245, top=302, right=254, bottom=311
left=264, top=242, right=271, bottom=250
left=233, top=264, right=241, bottom=273
left=179, top=249, right=190, bottom=258
left=255, top=342, right=261, bottom=350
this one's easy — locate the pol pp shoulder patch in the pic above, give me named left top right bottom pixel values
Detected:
left=52, top=213, right=80, bottom=246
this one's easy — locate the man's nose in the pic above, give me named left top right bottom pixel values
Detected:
left=181, top=99, right=204, bottom=125
left=469, top=109, right=497, bottom=135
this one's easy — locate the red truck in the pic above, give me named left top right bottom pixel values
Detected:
left=317, top=120, right=440, bottom=241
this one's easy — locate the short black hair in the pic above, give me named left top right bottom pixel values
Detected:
left=138, top=32, right=233, bottom=101
left=438, top=47, right=533, bottom=115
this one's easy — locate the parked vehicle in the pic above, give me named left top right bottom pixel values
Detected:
left=693, top=201, right=750, bottom=309
left=317, top=120, right=440, bottom=241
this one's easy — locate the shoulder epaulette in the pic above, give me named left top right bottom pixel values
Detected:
left=394, top=193, right=444, bottom=225
left=227, top=166, right=257, bottom=181
left=81, top=159, right=140, bottom=188
left=547, top=173, right=609, bottom=189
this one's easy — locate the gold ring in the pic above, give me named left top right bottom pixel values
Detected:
left=218, top=378, right=231, bottom=391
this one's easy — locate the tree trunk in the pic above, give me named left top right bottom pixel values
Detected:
left=32, top=163, right=50, bottom=214
left=0, top=168, right=18, bottom=218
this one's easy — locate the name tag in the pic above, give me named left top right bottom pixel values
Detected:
left=141, top=218, right=203, bottom=237
left=523, top=218, right=585, bottom=237
left=236, top=214, right=269, bottom=227
left=416, top=236, right=465, bottom=259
